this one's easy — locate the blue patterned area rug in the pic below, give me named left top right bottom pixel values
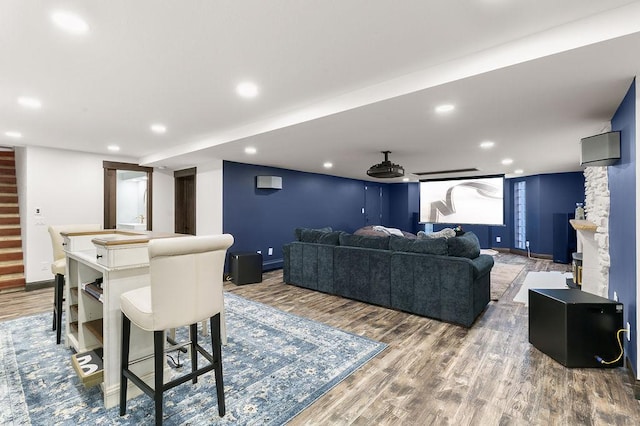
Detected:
left=0, top=293, right=386, bottom=425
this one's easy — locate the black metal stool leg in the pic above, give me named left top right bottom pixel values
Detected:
left=154, top=330, right=165, bottom=426
left=119, top=313, right=131, bottom=416
left=54, top=274, right=64, bottom=344
left=190, top=324, right=198, bottom=384
left=211, top=314, right=225, bottom=416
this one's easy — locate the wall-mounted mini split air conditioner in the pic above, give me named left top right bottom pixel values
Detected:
left=256, top=176, right=282, bottom=189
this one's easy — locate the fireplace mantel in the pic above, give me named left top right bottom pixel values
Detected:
left=569, top=219, right=597, bottom=232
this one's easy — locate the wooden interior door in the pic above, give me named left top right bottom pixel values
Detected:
left=174, top=168, right=196, bottom=235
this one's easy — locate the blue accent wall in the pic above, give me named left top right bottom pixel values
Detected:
left=223, top=162, right=584, bottom=267
left=537, top=173, right=585, bottom=254
left=388, top=183, right=421, bottom=233
left=223, top=161, right=370, bottom=269
left=609, top=79, right=637, bottom=373
left=434, top=173, right=584, bottom=252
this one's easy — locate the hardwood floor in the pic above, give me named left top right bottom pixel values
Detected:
left=2, top=253, right=639, bottom=425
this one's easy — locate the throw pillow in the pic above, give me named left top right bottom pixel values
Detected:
left=339, top=233, right=390, bottom=250
left=389, top=235, right=448, bottom=255
left=417, top=228, right=456, bottom=240
left=372, top=225, right=404, bottom=237
left=447, top=231, right=481, bottom=259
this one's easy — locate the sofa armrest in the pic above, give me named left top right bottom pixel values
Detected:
left=470, top=254, right=494, bottom=279
left=283, top=241, right=335, bottom=292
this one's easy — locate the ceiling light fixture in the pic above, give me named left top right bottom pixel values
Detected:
left=501, top=158, right=514, bottom=165
left=17, top=96, right=42, bottom=109
left=514, top=169, right=524, bottom=174
left=367, top=151, right=405, bottom=179
left=51, top=10, right=89, bottom=34
left=236, top=82, right=259, bottom=98
left=244, top=147, right=257, bottom=154
left=435, top=104, right=455, bottom=113
left=150, top=124, right=167, bottom=134
left=480, top=141, right=495, bottom=149
left=323, top=162, right=333, bottom=169
left=4, top=131, right=23, bottom=139
left=107, top=145, right=120, bottom=152
left=402, top=177, right=410, bottom=182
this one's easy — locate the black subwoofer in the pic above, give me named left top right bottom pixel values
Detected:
left=529, top=288, right=623, bottom=368
left=229, top=252, right=263, bottom=285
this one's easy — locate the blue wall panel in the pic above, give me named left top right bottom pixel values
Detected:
left=433, top=174, right=583, bottom=253
left=223, top=161, right=370, bottom=269
left=538, top=173, right=586, bottom=254
left=609, top=79, right=636, bottom=372
left=387, top=182, right=422, bottom=234
left=223, top=161, right=585, bottom=269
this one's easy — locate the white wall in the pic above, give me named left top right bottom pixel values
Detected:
left=17, top=146, right=174, bottom=283
left=196, top=160, right=223, bottom=235
left=152, top=168, right=175, bottom=233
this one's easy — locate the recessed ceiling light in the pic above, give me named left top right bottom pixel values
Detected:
left=107, top=145, right=120, bottom=152
left=323, top=162, right=333, bottom=169
left=501, top=158, right=514, bottom=165
left=402, top=177, right=410, bottom=182
left=435, top=104, right=455, bottom=113
left=244, top=147, right=257, bottom=154
left=17, top=96, right=42, bottom=109
left=150, top=124, right=167, bottom=134
left=4, top=131, right=23, bottom=139
left=236, top=82, right=259, bottom=98
left=480, top=141, right=495, bottom=149
left=514, top=169, right=524, bottom=174
left=51, top=11, right=89, bottom=34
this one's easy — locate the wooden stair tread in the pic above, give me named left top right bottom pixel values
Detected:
left=0, top=149, right=23, bottom=291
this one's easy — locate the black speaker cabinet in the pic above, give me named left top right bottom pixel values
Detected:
left=529, top=289, right=623, bottom=368
left=229, top=252, right=263, bottom=285
left=552, top=212, right=576, bottom=264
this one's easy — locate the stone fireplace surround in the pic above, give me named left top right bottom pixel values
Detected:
left=575, top=165, right=610, bottom=297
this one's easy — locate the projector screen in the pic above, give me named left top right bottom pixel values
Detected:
left=419, top=175, right=504, bottom=225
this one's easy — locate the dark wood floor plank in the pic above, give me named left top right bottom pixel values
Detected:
left=2, top=253, right=639, bottom=425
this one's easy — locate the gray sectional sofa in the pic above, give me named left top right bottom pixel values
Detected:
left=282, top=228, right=494, bottom=327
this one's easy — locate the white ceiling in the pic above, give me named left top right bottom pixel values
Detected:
left=2, top=1, right=640, bottom=181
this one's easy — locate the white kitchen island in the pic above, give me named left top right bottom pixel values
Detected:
left=62, top=230, right=180, bottom=408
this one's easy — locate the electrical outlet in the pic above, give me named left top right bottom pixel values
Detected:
left=627, top=322, right=631, bottom=341
left=496, top=236, right=501, bottom=243
left=613, top=291, right=618, bottom=302
left=525, top=240, right=530, bottom=248
left=268, top=247, right=273, bottom=256
left=257, top=250, right=262, bottom=254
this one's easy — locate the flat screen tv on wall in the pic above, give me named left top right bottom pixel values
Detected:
left=419, top=175, right=505, bottom=225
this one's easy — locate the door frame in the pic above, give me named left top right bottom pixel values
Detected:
left=174, top=167, right=196, bottom=235
left=103, top=161, right=153, bottom=230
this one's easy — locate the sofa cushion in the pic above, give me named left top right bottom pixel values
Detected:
left=299, top=229, right=341, bottom=245
left=339, top=233, right=390, bottom=250
left=447, top=231, right=481, bottom=259
left=389, top=235, right=448, bottom=255
left=294, top=226, right=332, bottom=241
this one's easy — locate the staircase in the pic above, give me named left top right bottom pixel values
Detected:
left=0, top=149, right=25, bottom=292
